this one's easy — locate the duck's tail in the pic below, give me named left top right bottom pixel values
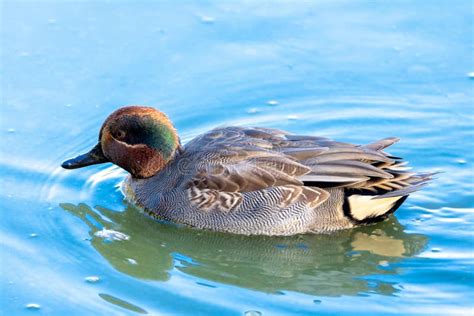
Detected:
left=343, top=171, right=436, bottom=224
left=344, top=193, right=407, bottom=224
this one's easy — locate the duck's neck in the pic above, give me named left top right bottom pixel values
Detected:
left=131, top=142, right=182, bottom=180
left=124, top=146, right=184, bottom=212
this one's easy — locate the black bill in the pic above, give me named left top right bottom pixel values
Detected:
left=61, top=143, right=109, bottom=169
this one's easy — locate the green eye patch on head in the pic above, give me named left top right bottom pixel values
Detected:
left=111, top=114, right=177, bottom=160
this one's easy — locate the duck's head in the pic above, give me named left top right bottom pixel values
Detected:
left=61, top=106, right=180, bottom=179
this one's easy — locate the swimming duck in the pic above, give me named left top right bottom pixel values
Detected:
left=62, top=106, right=433, bottom=236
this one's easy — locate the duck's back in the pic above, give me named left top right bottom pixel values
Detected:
left=127, top=126, right=432, bottom=235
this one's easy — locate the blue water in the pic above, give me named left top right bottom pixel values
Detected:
left=1, top=1, right=473, bottom=315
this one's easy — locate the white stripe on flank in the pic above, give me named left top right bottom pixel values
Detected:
left=348, top=195, right=402, bottom=221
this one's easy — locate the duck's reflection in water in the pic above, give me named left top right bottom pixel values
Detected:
left=61, top=202, right=427, bottom=297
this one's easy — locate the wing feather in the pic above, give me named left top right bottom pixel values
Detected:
left=183, top=128, right=430, bottom=213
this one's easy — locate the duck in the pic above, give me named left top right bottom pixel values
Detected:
left=62, top=105, right=433, bottom=236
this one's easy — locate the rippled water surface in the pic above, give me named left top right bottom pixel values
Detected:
left=1, top=1, right=473, bottom=315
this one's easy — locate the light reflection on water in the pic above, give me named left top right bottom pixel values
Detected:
left=60, top=202, right=427, bottom=297
left=1, top=0, right=473, bottom=315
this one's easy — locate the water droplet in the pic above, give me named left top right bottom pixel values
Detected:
left=266, top=100, right=279, bottom=106
left=29, top=233, right=38, bottom=238
left=26, top=303, right=40, bottom=310
left=7, top=128, right=15, bottom=133
left=287, top=115, right=299, bottom=120
left=65, top=103, right=72, bottom=108
left=94, top=228, right=129, bottom=241
left=244, top=311, right=262, bottom=316
left=247, top=108, right=260, bottom=114
left=455, top=159, right=467, bottom=164
left=154, top=28, right=166, bottom=35
left=467, top=72, right=474, bottom=79
left=85, top=276, right=100, bottom=283
left=199, top=15, right=215, bottom=24
left=126, top=258, right=137, bottom=265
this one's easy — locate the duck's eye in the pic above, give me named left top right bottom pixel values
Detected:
left=115, top=130, right=126, bottom=139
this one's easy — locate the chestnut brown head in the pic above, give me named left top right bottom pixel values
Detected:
left=62, top=106, right=180, bottom=178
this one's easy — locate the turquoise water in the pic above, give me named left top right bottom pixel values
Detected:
left=1, top=1, right=473, bottom=315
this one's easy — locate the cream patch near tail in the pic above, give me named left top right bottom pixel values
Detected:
left=347, top=195, right=404, bottom=221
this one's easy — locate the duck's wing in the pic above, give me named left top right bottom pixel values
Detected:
left=182, top=127, right=330, bottom=212
left=182, top=127, right=432, bottom=213
left=297, top=136, right=435, bottom=198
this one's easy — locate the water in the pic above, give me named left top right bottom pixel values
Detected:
left=1, top=1, right=473, bottom=315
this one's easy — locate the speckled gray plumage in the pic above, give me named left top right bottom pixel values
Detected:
left=123, top=126, right=432, bottom=235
